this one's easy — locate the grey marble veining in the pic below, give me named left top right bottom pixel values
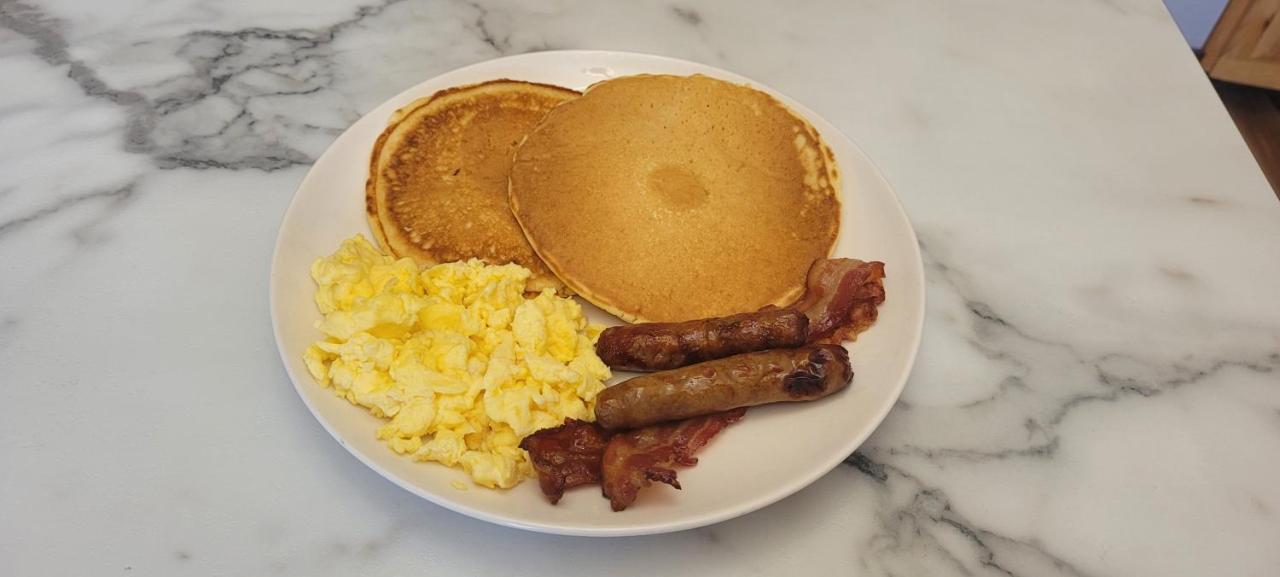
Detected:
left=2, top=0, right=1279, bottom=575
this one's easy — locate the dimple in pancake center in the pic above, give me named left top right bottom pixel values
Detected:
left=647, top=165, right=711, bottom=211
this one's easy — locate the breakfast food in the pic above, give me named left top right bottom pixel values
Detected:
left=601, top=409, right=745, bottom=511
left=594, top=258, right=886, bottom=371
left=509, top=74, right=841, bottom=322
left=790, top=259, right=886, bottom=344
left=594, top=345, right=853, bottom=431
left=367, top=80, right=578, bottom=294
left=304, top=235, right=610, bottom=488
left=307, top=70, right=896, bottom=513
left=519, top=418, right=611, bottom=504
left=595, top=309, right=809, bottom=372
left=520, top=409, right=745, bottom=511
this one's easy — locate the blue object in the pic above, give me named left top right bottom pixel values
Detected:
left=1164, top=0, right=1229, bottom=51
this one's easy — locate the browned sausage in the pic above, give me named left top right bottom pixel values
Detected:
left=595, top=309, right=809, bottom=372
left=594, top=345, right=852, bottom=430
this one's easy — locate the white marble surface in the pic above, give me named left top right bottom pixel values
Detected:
left=2, top=0, right=1278, bottom=575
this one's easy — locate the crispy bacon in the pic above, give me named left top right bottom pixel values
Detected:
left=788, top=259, right=886, bottom=344
left=519, top=419, right=613, bottom=504
left=601, top=408, right=746, bottom=511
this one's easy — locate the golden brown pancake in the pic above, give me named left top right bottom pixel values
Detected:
left=367, top=80, right=578, bottom=293
left=509, top=74, right=841, bottom=322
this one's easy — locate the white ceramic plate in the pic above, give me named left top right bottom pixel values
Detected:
left=271, top=50, right=924, bottom=537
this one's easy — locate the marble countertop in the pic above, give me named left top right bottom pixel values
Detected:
left=3, top=0, right=1279, bottom=575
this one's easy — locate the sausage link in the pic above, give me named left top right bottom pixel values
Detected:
left=594, top=345, right=852, bottom=430
left=595, top=309, right=809, bottom=372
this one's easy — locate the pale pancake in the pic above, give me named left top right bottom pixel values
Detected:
left=367, top=80, right=578, bottom=293
left=509, top=74, right=841, bottom=322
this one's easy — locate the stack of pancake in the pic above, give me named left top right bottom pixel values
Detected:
left=366, top=74, right=841, bottom=323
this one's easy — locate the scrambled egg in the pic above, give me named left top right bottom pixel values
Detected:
left=304, top=235, right=610, bottom=489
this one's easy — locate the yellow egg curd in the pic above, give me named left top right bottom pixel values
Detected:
left=303, top=235, right=611, bottom=489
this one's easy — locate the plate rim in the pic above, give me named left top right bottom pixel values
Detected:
left=269, top=49, right=925, bottom=537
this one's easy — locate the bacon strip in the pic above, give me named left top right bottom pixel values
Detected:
left=788, top=259, right=886, bottom=344
left=601, top=408, right=746, bottom=511
left=519, top=419, right=612, bottom=504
